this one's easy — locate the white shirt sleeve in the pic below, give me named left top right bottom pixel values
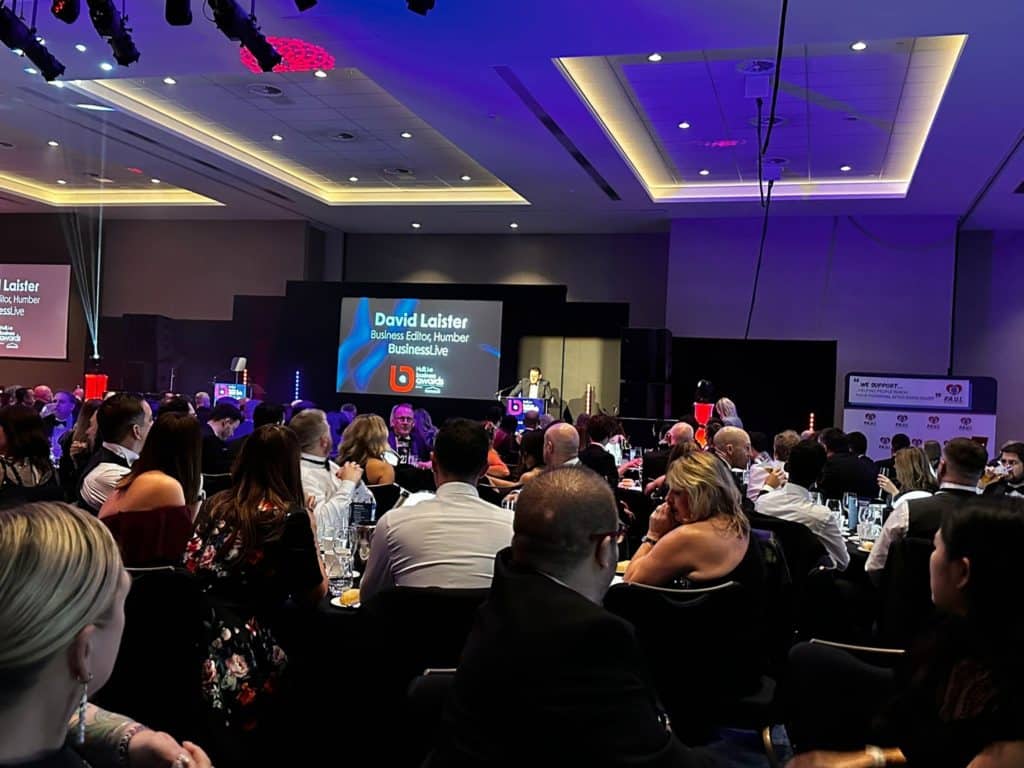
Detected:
left=314, top=479, right=356, bottom=534
left=358, top=513, right=394, bottom=603
left=817, top=516, right=851, bottom=571
left=865, top=501, right=910, bottom=582
left=81, top=463, right=130, bottom=511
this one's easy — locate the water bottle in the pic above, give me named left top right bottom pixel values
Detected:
left=349, top=482, right=378, bottom=525
left=844, top=492, right=858, bottom=534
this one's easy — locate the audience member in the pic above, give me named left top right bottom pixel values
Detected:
left=817, top=427, right=877, bottom=501
left=875, top=432, right=911, bottom=477
left=577, top=413, right=619, bottom=487
left=339, top=414, right=396, bottom=485
left=0, top=406, right=62, bottom=507
left=484, top=440, right=510, bottom=479
left=492, top=414, right=519, bottom=465
left=712, top=426, right=755, bottom=510
left=360, top=418, right=513, bottom=601
left=290, top=408, right=363, bottom=536
left=388, top=403, right=431, bottom=468
left=253, top=402, right=285, bottom=429
left=31, top=384, right=53, bottom=411
left=200, top=403, right=242, bottom=476
left=42, top=390, right=77, bottom=441
left=877, top=447, right=938, bottom=504
left=642, top=421, right=695, bottom=495
left=340, top=402, right=358, bottom=420
left=0, top=502, right=212, bottom=768
left=848, top=430, right=873, bottom=469
left=414, top=407, right=438, bottom=448
left=58, top=398, right=102, bottom=500
left=715, top=396, right=743, bottom=428
left=156, top=394, right=194, bottom=417
left=789, top=497, right=1024, bottom=768
left=982, top=441, right=1024, bottom=499
left=13, top=387, right=34, bottom=408
left=543, top=422, right=580, bottom=469
left=866, top=437, right=987, bottom=581
left=79, top=394, right=153, bottom=514
left=923, top=440, right=942, bottom=476
left=755, top=439, right=850, bottom=570
left=625, top=450, right=761, bottom=591
left=97, top=412, right=201, bottom=567
left=431, top=467, right=718, bottom=768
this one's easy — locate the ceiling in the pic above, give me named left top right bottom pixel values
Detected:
left=0, top=0, right=1021, bottom=232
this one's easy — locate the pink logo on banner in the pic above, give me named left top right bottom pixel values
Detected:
left=880, top=437, right=891, bottom=448
left=947, top=384, right=964, bottom=396
left=912, top=438, right=923, bottom=447
left=864, top=413, right=876, bottom=423
left=897, top=414, right=909, bottom=424
left=959, top=416, right=973, bottom=431
left=928, top=416, right=940, bottom=425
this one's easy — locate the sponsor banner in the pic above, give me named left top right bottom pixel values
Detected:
left=848, top=375, right=972, bottom=410
left=843, top=408, right=997, bottom=460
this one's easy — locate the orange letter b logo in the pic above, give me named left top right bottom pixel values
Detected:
left=389, top=365, right=415, bottom=393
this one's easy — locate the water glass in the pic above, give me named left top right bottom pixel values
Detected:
left=865, top=504, right=885, bottom=542
left=811, top=491, right=824, bottom=507
left=826, top=499, right=843, bottom=527
left=857, top=500, right=872, bottom=539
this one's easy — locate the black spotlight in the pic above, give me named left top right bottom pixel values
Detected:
left=86, top=0, right=139, bottom=65
left=407, top=0, right=434, bottom=14
left=165, top=0, right=191, bottom=25
left=208, top=0, right=280, bottom=72
left=51, top=0, right=80, bottom=23
left=0, top=5, right=66, bottom=80
left=294, top=0, right=316, bottom=9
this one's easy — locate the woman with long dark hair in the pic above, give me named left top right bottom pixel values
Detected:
left=0, top=405, right=62, bottom=507
left=99, top=412, right=202, bottom=566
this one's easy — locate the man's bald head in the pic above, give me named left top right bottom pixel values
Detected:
left=511, top=467, right=618, bottom=578
left=668, top=422, right=694, bottom=446
left=544, top=422, right=580, bottom=467
left=714, top=426, right=751, bottom=469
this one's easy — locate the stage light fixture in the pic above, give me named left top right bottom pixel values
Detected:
left=165, top=0, right=191, bottom=26
left=87, top=0, right=140, bottom=66
left=407, top=0, right=434, bottom=15
left=51, top=0, right=80, bottom=24
left=294, top=0, right=316, bottom=9
left=208, top=0, right=281, bottom=72
left=0, top=4, right=66, bottom=80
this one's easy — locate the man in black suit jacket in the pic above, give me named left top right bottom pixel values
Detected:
left=508, top=366, right=553, bottom=403
left=200, top=403, right=242, bottom=475
left=577, top=413, right=620, bottom=488
left=431, top=468, right=717, bottom=768
left=874, top=432, right=911, bottom=477
left=817, top=428, right=878, bottom=501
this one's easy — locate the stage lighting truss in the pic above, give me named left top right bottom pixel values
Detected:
left=0, top=2, right=66, bottom=80
left=87, top=0, right=139, bottom=66
left=206, top=0, right=280, bottom=72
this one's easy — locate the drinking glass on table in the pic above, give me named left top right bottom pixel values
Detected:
left=826, top=498, right=843, bottom=527
left=811, top=491, right=824, bottom=508
left=877, top=467, right=892, bottom=501
left=857, top=500, right=872, bottom=539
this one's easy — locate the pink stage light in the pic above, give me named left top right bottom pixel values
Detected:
left=239, top=37, right=335, bottom=74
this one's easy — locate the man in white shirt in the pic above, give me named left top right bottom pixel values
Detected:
left=543, top=422, right=581, bottom=468
left=79, top=393, right=153, bottom=513
left=755, top=439, right=850, bottom=570
left=865, top=437, right=986, bottom=583
left=747, top=430, right=800, bottom=501
left=290, top=408, right=363, bottom=537
left=360, top=418, right=513, bottom=601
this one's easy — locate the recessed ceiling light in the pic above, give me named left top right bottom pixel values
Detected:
left=93, top=177, right=114, bottom=183
left=460, top=174, right=471, bottom=182
left=75, top=44, right=87, bottom=52
left=47, top=140, right=59, bottom=147
left=49, top=81, right=65, bottom=88
left=12, top=48, right=23, bottom=56
left=36, top=38, right=45, bottom=46
left=150, top=178, right=161, bottom=184
left=840, top=165, right=852, bottom=172
left=56, top=179, right=67, bottom=185
left=99, top=62, right=113, bottom=72
left=271, top=134, right=283, bottom=141
left=314, top=69, right=327, bottom=78
left=647, top=52, right=663, bottom=62
left=850, top=41, right=868, bottom=52
left=509, top=222, right=519, bottom=230
left=411, top=222, right=422, bottom=229
left=400, top=131, right=413, bottom=139
left=678, top=121, right=691, bottom=130
left=24, top=67, right=38, bottom=75
left=348, top=176, right=359, bottom=182
left=163, top=76, right=176, bottom=85
left=74, top=103, right=116, bottom=112
left=698, top=169, right=710, bottom=176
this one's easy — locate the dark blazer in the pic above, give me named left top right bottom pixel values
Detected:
left=431, top=549, right=717, bottom=768
left=643, top=446, right=671, bottom=484
left=906, top=488, right=980, bottom=540
left=388, top=430, right=432, bottom=463
left=578, top=443, right=618, bottom=488
left=508, top=378, right=552, bottom=402
left=200, top=423, right=234, bottom=475
left=819, top=453, right=878, bottom=501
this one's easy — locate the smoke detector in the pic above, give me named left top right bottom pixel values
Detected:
left=331, top=131, right=358, bottom=142
left=247, top=84, right=284, bottom=98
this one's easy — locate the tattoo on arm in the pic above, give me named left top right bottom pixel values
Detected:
left=68, top=704, right=139, bottom=768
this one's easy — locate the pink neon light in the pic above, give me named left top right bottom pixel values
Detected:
left=239, top=37, right=336, bottom=74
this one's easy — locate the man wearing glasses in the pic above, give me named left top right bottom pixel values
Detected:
left=387, top=402, right=431, bottom=469
left=430, top=467, right=717, bottom=768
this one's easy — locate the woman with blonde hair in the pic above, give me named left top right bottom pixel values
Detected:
left=878, top=447, right=938, bottom=504
left=338, top=414, right=395, bottom=485
left=0, top=502, right=210, bottom=767
left=625, top=450, right=762, bottom=589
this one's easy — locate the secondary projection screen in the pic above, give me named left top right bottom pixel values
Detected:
left=336, top=297, right=502, bottom=399
left=0, top=264, right=71, bottom=360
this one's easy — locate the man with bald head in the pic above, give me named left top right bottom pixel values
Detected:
left=643, top=421, right=696, bottom=496
left=432, top=468, right=716, bottom=768
left=542, top=422, right=580, bottom=468
left=713, top=426, right=756, bottom=513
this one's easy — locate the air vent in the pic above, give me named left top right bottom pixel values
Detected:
left=0, top=141, right=13, bottom=149
left=739, top=59, right=776, bottom=75
left=247, top=84, right=284, bottom=98
left=383, top=167, right=414, bottom=177
left=332, top=131, right=357, bottom=142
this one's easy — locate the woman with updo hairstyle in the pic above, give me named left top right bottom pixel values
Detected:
left=624, top=449, right=762, bottom=591
left=338, top=414, right=395, bottom=485
left=0, top=502, right=210, bottom=767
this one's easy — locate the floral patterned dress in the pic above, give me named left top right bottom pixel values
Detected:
left=183, top=500, right=323, bottom=732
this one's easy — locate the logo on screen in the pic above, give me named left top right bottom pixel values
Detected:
left=959, top=417, right=973, bottom=430
left=880, top=437, right=891, bottom=448
left=897, top=414, right=908, bottom=424
left=506, top=398, right=525, bottom=416
left=388, top=365, right=416, bottom=393
left=864, top=413, right=876, bottom=424
left=928, top=416, right=940, bottom=425
left=912, top=438, right=923, bottom=447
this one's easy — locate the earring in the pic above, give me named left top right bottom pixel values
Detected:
left=76, top=675, right=92, bottom=745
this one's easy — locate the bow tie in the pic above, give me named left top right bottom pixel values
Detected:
left=302, top=456, right=330, bottom=470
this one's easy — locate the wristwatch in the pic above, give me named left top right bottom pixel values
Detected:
left=641, top=535, right=659, bottom=546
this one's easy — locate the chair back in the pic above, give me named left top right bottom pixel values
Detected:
left=751, top=528, right=797, bottom=671
left=367, top=482, right=404, bottom=514
left=395, top=464, right=436, bottom=493
left=604, top=580, right=760, bottom=744
left=202, top=473, right=232, bottom=497
left=878, top=535, right=936, bottom=645
left=406, top=670, right=457, bottom=765
left=748, top=512, right=830, bottom=580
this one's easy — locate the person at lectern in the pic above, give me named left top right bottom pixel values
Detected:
left=509, top=367, right=553, bottom=403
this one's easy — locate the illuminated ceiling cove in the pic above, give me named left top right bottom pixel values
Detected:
left=558, top=35, right=966, bottom=203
